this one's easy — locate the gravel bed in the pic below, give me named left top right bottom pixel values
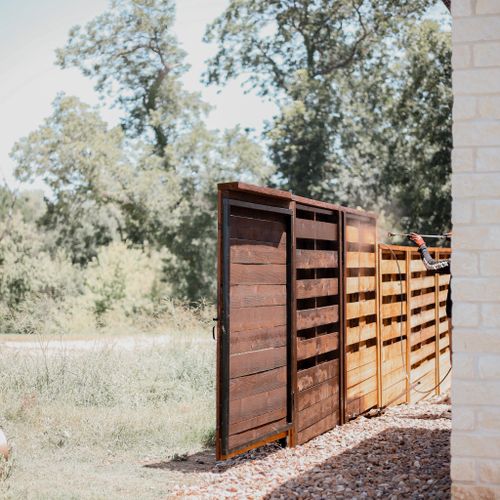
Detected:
left=171, top=397, right=451, bottom=499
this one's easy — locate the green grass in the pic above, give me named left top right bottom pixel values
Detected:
left=0, top=333, right=215, bottom=499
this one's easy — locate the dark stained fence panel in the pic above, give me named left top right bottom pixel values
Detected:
left=217, top=195, right=293, bottom=459
left=294, top=204, right=341, bottom=445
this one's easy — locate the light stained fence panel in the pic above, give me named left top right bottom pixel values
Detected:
left=377, top=245, right=452, bottom=407
left=379, top=247, right=408, bottom=407
left=344, top=215, right=378, bottom=419
left=294, top=204, right=341, bottom=445
left=409, top=248, right=438, bottom=402
left=437, top=249, right=452, bottom=395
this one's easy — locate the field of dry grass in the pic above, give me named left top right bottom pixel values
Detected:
left=0, top=330, right=215, bottom=499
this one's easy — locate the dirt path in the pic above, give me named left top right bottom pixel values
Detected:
left=167, top=398, right=451, bottom=499
left=0, top=333, right=211, bottom=354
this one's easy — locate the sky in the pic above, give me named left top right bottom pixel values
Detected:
left=0, top=1, right=449, bottom=192
left=0, top=0, right=277, bottom=190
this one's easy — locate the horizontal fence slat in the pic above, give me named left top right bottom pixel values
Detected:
left=230, top=264, right=286, bottom=285
left=230, top=305, right=286, bottom=332
left=230, top=284, right=286, bottom=308
left=346, top=252, right=376, bottom=268
left=297, top=332, right=339, bottom=361
left=230, top=346, right=286, bottom=379
left=346, top=276, right=376, bottom=294
left=230, top=240, right=286, bottom=264
left=297, top=360, right=339, bottom=392
left=296, top=250, right=338, bottom=269
left=297, top=278, right=338, bottom=299
left=295, top=219, right=337, bottom=241
left=297, top=305, right=339, bottom=330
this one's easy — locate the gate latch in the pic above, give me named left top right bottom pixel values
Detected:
left=212, top=317, right=218, bottom=340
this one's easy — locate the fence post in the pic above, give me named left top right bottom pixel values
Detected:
left=405, top=249, right=411, bottom=403
left=434, top=262, right=441, bottom=396
left=376, top=243, right=382, bottom=409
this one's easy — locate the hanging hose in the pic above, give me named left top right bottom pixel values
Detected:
left=387, top=246, right=452, bottom=396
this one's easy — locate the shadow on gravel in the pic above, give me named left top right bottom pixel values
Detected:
left=144, top=444, right=281, bottom=474
left=264, top=427, right=450, bottom=499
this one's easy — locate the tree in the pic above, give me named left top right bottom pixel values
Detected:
left=204, top=0, right=433, bottom=198
left=384, top=21, right=452, bottom=234
left=56, top=0, right=208, bottom=161
left=323, top=20, right=452, bottom=234
left=14, top=0, right=273, bottom=301
left=11, top=95, right=130, bottom=265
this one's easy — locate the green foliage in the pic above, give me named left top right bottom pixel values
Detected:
left=56, top=0, right=208, bottom=159
left=6, top=0, right=452, bottom=312
left=84, top=241, right=165, bottom=319
left=385, top=21, right=452, bottom=234
left=205, top=0, right=434, bottom=197
left=205, top=0, right=451, bottom=233
left=11, top=95, right=125, bottom=265
left=51, top=0, right=271, bottom=302
left=0, top=215, right=79, bottom=311
left=323, top=20, right=452, bottom=235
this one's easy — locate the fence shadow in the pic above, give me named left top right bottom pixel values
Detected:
left=144, top=442, right=282, bottom=474
left=264, top=425, right=450, bottom=499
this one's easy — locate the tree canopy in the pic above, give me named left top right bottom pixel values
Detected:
left=7, top=0, right=452, bottom=308
left=204, top=0, right=451, bottom=233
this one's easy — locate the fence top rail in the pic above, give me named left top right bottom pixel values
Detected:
left=378, top=243, right=451, bottom=253
left=218, top=182, right=377, bottom=219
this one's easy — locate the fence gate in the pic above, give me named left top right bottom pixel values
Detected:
left=216, top=193, right=294, bottom=460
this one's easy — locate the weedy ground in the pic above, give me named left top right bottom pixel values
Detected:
left=0, top=330, right=215, bottom=499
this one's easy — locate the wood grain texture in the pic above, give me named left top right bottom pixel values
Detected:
left=230, top=325, right=286, bottom=355
left=297, top=332, right=339, bottom=361
left=230, top=284, right=286, bottom=308
left=297, top=412, right=338, bottom=445
left=229, top=407, right=287, bottom=436
left=230, top=366, right=287, bottom=401
left=228, top=417, right=287, bottom=450
left=298, top=396, right=338, bottom=432
left=230, top=240, right=286, bottom=264
left=346, top=252, right=376, bottom=269
left=346, top=321, right=377, bottom=346
left=230, top=215, right=285, bottom=245
left=230, top=264, right=286, bottom=285
left=229, top=386, right=287, bottom=426
left=296, top=250, right=338, bottom=269
left=297, top=305, right=339, bottom=330
left=296, top=278, right=338, bottom=299
left=297, top=360, right=339, bottom=392
left=230, top=346, right=286, bottom=378
left=346, top=276, right=376, bottom=294
left=298, top=378, right=339, bottom=411
left=347, top=299, right=376, bottom=320
left=230, top=304, right=286, bottom=332
left=295, top=218, right=337, bottom=241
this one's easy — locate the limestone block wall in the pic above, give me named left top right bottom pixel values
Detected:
left=451, top=0, right=500, bottom=497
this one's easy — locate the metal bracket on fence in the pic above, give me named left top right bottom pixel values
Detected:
left=212, top=317, right=218, bottom=340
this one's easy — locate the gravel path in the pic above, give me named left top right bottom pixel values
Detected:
left=171, top=397, right=451, bottom=499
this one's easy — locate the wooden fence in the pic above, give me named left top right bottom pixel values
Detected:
left=378, top=244, right=452, bottom=408
left=216, top=183, right=452, bottom=460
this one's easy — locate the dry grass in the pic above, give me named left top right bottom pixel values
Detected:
left=0, top=331, right=215, bottom=499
